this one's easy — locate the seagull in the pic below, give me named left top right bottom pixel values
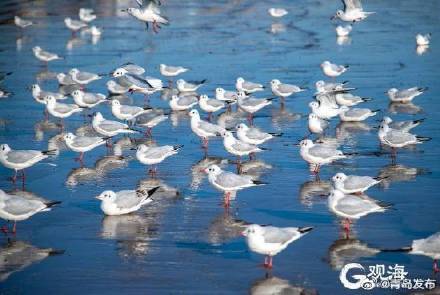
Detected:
left=71, top=90, right=107, bottom=109
left=135, top=109, right=168, bottom=136
left=236, top=77, right=264, bottom=93
left=336, top=25, right=352, bottom=37
left=416, top=33, right=431, bottom=46
left=315, top=80, right=355, bottom=94
left=339, top=107, right=378, bottom=122
left=332, top=173, right=382, bottom=194
left=69, top=68, right=103, bottom=85
left=204, top=164, right=266, bottom=206
left=63, top=133, right=107, bottom=163
left=308, top=113, right=329, bottom=134
left=135, top=144, right=182, bottom=174
left=328, top=189, right=391, bottom=232
left=378, top=123, right=431, bottom=150
left=111, top=100, right=150, bottom=121
left=309, top=101, right=344, bottom=120
left=387, top=87, right=427, bottom=103
left=0, top=144, right=55, bottom=183
left=176, top=79, right=206, bottom=92
left=111, top=68, right=159, bottom=95
left=0, top=89, right=12, bottom=99
left=107, top=80, right=129, bottom=95
left=198, top=94, right=227, bottom=115
left=122, top=1, right=169, bottom=33
left=44, top=95, right=83, bottom=120
left=79, top=8, right=96, bottom=23
left=56, top=73, right=77, bottom=86
left=31, top=84, right=66, bottom=104
left=32, top=46, right=62, bottom=63
left=116, top=62, right=145, bottom=76
left=236, top=123, right=281, bottom=145
left=270, top=79, right=306, bottom=98
left=321, top=61, right=349, bottom=78
left=268, top=8, right=288, bottom=18
left=332, top=0, right=375, bottom=22
left=64, top=17, right=87, bottom=33
left=169, top=95, right=198, bottom=111
left=14, top=16, right=33, bottom=28
left=92, top=112, right=137, bottom=137
left=221, top=131, right=266, bottom=159
left=381, top=116, right=424, bottom=132
left=189, top=109, right=225, bottom=148
left=335, top=93, right=371, bottom=106
left=159, top=64, right=189, bottom=77
left=384, top=232, right=440, bottom=273
left=297, top=139, right=347, bottom=173
left=242, top=224, right=313, bottom=268
left=215, top=88, right=238, bottom=102
left=0, top=189, right=61, bottom=233
left=238, top=92, right=273, bottom=121
left=95, top=187, right=159, bottom=216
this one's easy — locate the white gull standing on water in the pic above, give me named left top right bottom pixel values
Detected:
left=332, top=172, right=382, bottom=194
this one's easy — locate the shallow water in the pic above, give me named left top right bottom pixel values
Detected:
left=0, top=0, right=439, bottom=294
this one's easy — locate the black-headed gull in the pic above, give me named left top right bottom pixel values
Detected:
left=189, top=109, right=225, bottom=148
left=135, top=144, right=182, bottom=175
left=332, top=172, right=382, bottom=194
left=122, top=1, right=169, bottom=33
left=332, top=0, right=375, bottom=22
left=387, top=87, right=427, bottom=103
left=242, top=224, right=313, bottom=268
left=63, top=133, right=107, bottom=163
left=268, top=8, right=288, bottom=18
left=71, top=90, right=107, bottom=109
left=14, top=16, right=33, bottom=28
left=111, top=100, right=150, bottom=121
left=339, top=107, right=378, bottom=122
left=32, top=46, right=62, bottom=63
left=0, top=189, right=60, bottom=233
left=159, top=64, right=189, bottom=77
left=381, top=116, right=424, bottom=132
left=0, top=144, right=55, bottom=183
left=327, top=189, right=391, bottom=232
left=64, top=17, right=87, bottom=33
left=69, top=68, right=103, bottom=85
left=221, top=131, right=266, bottom=159
left=416, top=33, right=431, bottom=46
left=320, top=61, right=349, bottom=78
left=96, top=187, right=159, bottom=215
left=297, top=139, right=347, bottom=173
left=270, top=79, right=306, bottom=98
left=236, top=77, right=264, bottom=93
left=176, top=79, right=206, bottom=92
left=335, top=92, right=371, bottom=106
left=92, top=112, right=137, bottom=138
left=236, top=123, right=281, bottom=145
left=205, top=164, right=266, bottom=206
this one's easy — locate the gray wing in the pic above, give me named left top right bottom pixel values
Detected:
left=77, top=72, right=98, bottom=81
left=114, top=191, right=142, bottom=209
left=40, top=50, right=57, bottom=59
left=207, top=99, right=224, bottom=108
left=125, top=74, right=153, bottom=89
left=384, top=131, right=416, bottom=145
left=100, top=120, right=128, bottom=132
left=345, top=108, right=370, bottom=117
left=241, top=98, right=267, bottom=107
left=144, top=146, right=173, bottom=158
left=344, top=176, right=376, bottom=190
left=243, top=81, right=262, bottom=90
left=262, top=227, right=300, bottom=244
left=178, top=96, right=198, bottom=106
left=54, top=103, right=79, bottom=113
left=232, top=141, right=258, bottom=152
left=398, top=88, right=420, bottom=97
left=279, top=84, right=300, bottom=93
left=215, top=172, right=253, bottom=188
left=2, top=196, right=44, bottom=216
left=72, top=136, right=104, bottom=148
left=246, top=128, right=269, bottom=140
left=120, top=63, right=145, bottom=75
left=120, top=105, right=144, bottom=115
left=335, top=195, right=380, bottom=216
left=83, top=93, right=105, bottom=104
left=6, top=151, right=43, bottom=164
left=343, top=0, right=362, bottom=11
left=198, top=121, right=224, bottom=134
left=309, top=145, right=341, bottom=159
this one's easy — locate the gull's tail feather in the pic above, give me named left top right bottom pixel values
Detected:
left=48, top=249, right=66, bottom=255
left=377, top=201, right=394, bottom=210
left=173, top=144, right=184, bottom=151
left=418, top=87, right=428, bottom=92
left=413, top=118, right=425, bottom=124
left=416, top=136, right=431, bottom=142
left=362, top=97, right=373, bottom=102
left=380, top=246, right=412, bottom=252
left=42, top=149, right=58, bottom=156
left=298, top=226, right=314, bottom=234
left=45, top=200, right=62, bottom=208
left=269, top=132, right=283, bottom=137
left=252, top=180, right=268, bottom=186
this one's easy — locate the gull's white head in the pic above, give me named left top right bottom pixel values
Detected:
left=69, top=68, right=79, bottom=76
left=71, top=89, right=83, bottom=98
left=237, top=91, right=247, bottom=99
left=32, top=46, right=41, bottom=53
left=188, top=109, right=200, bottom=118
left=96, top=190, right=117, bottom=201
left=215, top=88, right=224, bottom=95
left=136, top=144, right=149, bottom=153
left=93, top=112, right=104, bottom=122
left=299, top=139, right=314, bottom=149
left=221, top=130, right=234, bottom=140
left=387, top=88, right=398, bottom=97
left=309, top=101, right=319, bottom=110
left=236, top=123, right=249, bottom=132
left=112, top=68, right=128, bottom=77
left=0, top=144, right=11, bottom=155
left=63, top=132, right=76, bottom=143
left=382, top=116, right=392, bottom=124
left=111, top=99, right=121, bottom=107
left=321, top=61, right=330, bottom=68
left=378, top=122, right=390, bottom=135
left=315, top=80, right=325, bottom=88
left=171, top=95, right=179, bottom=102
left=176, top=79, right=184, bottom=86
left=199, top=94, right=208, bottom=102
left=31, top=84, right=41, bottom=93
left=270, top=79, right=281, bottom=87
left=236, top=77, right=244, bottom=85
left=332, top=172, right=347, bottom=184
left=204, top=164, right=222, bottom=176
left=44, top=95, right=56, bottom=106
left=241, top=224, right=263, bottom=237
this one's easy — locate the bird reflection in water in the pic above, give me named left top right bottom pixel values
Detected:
left=250, top=275, right=317, bottom=295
